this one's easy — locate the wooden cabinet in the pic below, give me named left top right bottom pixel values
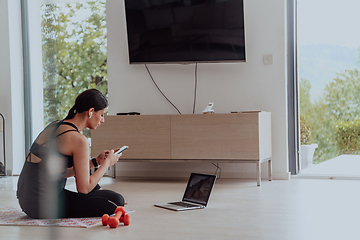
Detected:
left=91, top=115, right=171, bottom=159
left=171, top=113, right=267, bottom=160
left=91, top=112, right=272, bottom=186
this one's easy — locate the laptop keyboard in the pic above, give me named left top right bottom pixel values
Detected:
left=169, top=202, right=198, bottom=208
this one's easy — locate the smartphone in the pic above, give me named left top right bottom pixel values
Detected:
left=115, top=146, right=129, bottom=154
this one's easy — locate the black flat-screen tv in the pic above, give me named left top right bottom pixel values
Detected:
left=124, top=0, right=246, bottom=64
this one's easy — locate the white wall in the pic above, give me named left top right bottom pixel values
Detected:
left=0, top=0, right=44, bottom=175
left=106, top=0, right=290, bottom=179
left=0, top=0, right=25, bottom=175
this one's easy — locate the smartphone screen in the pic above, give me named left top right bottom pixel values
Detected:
left=115, top=146, right=129, bottom=154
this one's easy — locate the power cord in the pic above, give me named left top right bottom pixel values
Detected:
left=212, top=163, right=221, bottom=179
left=145, top=64, right=182, bottom=114
left=192, top=63, right=198, bottom=114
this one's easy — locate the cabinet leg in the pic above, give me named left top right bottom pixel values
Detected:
left=256, top=162, right=261, bottom=186
left=268, top=159, right=272, bottom=181
left=112, top=164, right=116, bottom=178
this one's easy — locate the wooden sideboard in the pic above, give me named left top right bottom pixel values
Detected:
left=91, top=112, right=272, bottom=186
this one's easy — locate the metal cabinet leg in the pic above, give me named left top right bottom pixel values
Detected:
left=112, top=164, right=116, bottom=178
left=256, top=162, right=261, bottom=186
left=268, top=159, right=272, bottom=181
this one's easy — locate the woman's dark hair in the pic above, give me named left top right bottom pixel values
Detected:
left=65, top=89, right=108, bottom=120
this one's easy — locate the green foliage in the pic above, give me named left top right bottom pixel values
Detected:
left=324, top=69, right=360, bottom=122
left=300, top=78, right=339, bottom=164
left=299, top=78, right=312, bottom=113
left=301, top=65, right=360, bottom=164
left=300, top=114, right=312, bottom=145
left=334, top=120, right=360, bottom=154
left=41, top=1, right=107, bottom=126
left=299, top=79, right=313, bottom=145
left=307, top=97, right=339, bottom=164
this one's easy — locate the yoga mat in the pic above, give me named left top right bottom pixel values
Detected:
left=0, top=207, right=102, bottom=228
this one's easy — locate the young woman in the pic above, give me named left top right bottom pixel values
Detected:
left=17, top=89, right=125, bottom=219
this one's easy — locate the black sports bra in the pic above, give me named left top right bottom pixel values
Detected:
left=27, top=120, right=80, bottom=168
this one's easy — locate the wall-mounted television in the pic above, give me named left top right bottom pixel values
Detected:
left=124, top=0, right=246, bottom=64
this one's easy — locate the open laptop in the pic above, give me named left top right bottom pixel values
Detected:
left=154, top=173, right=216, bottom=211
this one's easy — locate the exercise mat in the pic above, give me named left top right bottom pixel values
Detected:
left=0, top=207, right=102, bottom=228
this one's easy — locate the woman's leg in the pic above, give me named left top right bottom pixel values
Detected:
left=61, top=188, right=125, bottom=218
left=18, top=199, right=41, bottom=219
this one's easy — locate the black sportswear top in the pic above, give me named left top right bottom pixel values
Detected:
left=17, top=120, right=79, bottom=203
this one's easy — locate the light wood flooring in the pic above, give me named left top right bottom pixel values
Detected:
left=1, top=175, right=360, bottom=240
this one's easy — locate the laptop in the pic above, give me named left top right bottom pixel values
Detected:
left=154, top=173, right=216, bottom=211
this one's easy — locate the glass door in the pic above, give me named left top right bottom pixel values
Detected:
left=17, top=0, right=108, bottom=172
left=40, top=0, right=108, bottom=126
left=297, top=0, right=360, bottom=177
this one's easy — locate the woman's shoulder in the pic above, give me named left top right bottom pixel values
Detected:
left=67, top=132, right=89, bottom=153
left=55, top=124, right=88, bottom=153
left=43, top=120, right=60, bottom=129
left=52, top=121, right=83, bottom=144
left=34, top=121, right=62, bottom=142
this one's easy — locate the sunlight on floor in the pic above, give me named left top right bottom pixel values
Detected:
left=296, top=154, right=360, bottom=179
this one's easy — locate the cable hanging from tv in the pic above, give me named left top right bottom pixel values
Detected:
left=193, top=63, right=198, bottom=114
left=145, top=64, right=199, bottom=115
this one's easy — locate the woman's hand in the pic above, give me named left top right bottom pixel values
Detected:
left=103, top=149, right=122, bottom=167
left=96, top=150, right=110, bottom=166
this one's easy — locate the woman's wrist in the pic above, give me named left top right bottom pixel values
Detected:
left=91, top=157, right=98, bottom=167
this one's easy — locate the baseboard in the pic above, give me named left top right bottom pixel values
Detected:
left=115, top=169, right=291, bottom=180
left=272, top=171, right=291, bottom=180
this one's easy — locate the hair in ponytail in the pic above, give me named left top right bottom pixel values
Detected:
left=65, top=89, right=108, bottom=120
left=65, top=106, right=77, bottom=120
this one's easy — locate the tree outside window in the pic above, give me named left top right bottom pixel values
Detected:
left=41, top=0, right=107, bottom=127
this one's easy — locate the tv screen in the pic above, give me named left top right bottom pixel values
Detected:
left=124, top=0, right=246, bottom=64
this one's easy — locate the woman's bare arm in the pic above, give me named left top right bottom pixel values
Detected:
left=72, top=135, right=119, bottom=194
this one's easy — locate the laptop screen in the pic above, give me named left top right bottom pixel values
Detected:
left=182, top=173, right=216, bottom=206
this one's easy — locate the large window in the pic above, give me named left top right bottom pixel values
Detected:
left=298, top=0, right=360, bottom=167
left=41, top=0, right=107, bottom=126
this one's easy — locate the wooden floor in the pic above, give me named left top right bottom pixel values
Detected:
left=1, top=175, right=360, bottom=240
